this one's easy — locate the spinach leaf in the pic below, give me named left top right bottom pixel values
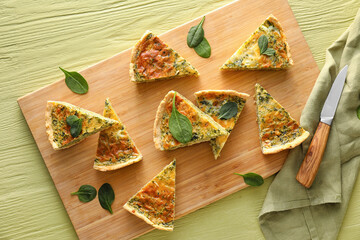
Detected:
left=60, top=67, right=89, bottom=94
left=219, top=101, right=238, bottom=119
left=187, top=16, right=205, bottom=48
left=258, top=35, right=269, bottom=55
left=258, top=35, right=275, bottom=56
left=194, top=37, right=211, bottom=58
left=66, top=115, right=83, bottom=138
left=234, top=173, right=264, bottom=186
left=263, top=48, right=276, bottom=56
left=169, top=92, right=193, bottom=143
left=70, top=119, right=82, bottom=138
left=66, top=115, right=79, bottom=126
left=71, top=185, right=97, bottom=202
left=98, top=183, right=115, bottom=214
left=357, top=105, right=360, bottom=120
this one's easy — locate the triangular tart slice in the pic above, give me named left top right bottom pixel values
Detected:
left=221, top=15, right=293, bottom=70
left=195, top=90, right=249, bottom=159
left=93, top=98, right=142, bottom=171
left=123, top=159, right=176, bottom=231
left=154, top=90, right=229, bottom=151
left=45, top=101, right=117, bottom=150
left=255, top=84, right=309, bottom=154
left=130, top=30, right=199, bottom=83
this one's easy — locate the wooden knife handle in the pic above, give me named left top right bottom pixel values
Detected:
left=296, top=122, right=331, bottom=188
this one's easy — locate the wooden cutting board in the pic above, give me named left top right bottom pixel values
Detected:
left=17, top=0, right=319, bottom=239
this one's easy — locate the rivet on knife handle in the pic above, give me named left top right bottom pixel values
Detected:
left=296, top=122, right=331, bottom=188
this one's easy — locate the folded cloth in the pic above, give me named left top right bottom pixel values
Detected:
left=259, top=9, right=360, bottom=240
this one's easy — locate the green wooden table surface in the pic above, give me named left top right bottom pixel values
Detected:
left=2, top=0, right=360, bottom=239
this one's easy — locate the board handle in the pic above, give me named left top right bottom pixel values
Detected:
left=296, top=122, right=331, bottom=188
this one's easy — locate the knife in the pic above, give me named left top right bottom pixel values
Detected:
left=296, top=65, right=348, bottom=188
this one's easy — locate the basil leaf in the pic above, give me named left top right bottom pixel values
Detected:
left=169, top=92, right=193, bottom=143
left=187, top=16, right=205, bottom=48
left=258, top=35, right=268, bottom=55
left=60, top=67, right=89, bottom=94
left=234, top=173, right=264, bottom=186
left=263, top=48, right=275, bottom=56
left=98, top=183, right=115, bottom=214
left=357, top=105, right=360, bottom=120
left=71, top=185, right=97, bottom=203
left=66, top=115, right=83, bottom=138
left=219, top=101, right=238, bottom=119
left=194, top=37, right=211, bottom=58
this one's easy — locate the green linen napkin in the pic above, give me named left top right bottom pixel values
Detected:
left=259, top=9, right=360, bottom=240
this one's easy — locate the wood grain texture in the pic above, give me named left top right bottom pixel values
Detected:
left=17, top=0, right=319, bottom=239
left=296, top=122, right=331, bottom=188
left=2, top=0, right=360, bottom=240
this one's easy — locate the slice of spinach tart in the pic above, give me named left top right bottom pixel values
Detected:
left=130, top=30, right=198, bottom=83
left=154, top=90, right=229, bottom=151
left=254, top=84, right=309, bottom=154
left=195, top=90, right=249, bottom=159
left=123, top=159, right=176, bottom=231
left=94, top=98, right=142, bottom=171
left=45, top=101, right=116, bottom=150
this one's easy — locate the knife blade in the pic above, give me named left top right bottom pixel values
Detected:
left=296, top=65, right=348, bottom=188
left=320, top=65, right=348, bottom=125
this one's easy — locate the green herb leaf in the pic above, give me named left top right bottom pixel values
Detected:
left=66, top=115, right=83, bottom=138
left=60, top=67, right=89, bottom=94
left=187, top=16, right=205, bottom=48
left=263, top=48, right=276, bottom=56
left=219, top=101, right=238, bottom=119
left=234, top=173, right=264, bottom=186
left=70, top=119, right=82, bottom=138
left=258, top=35, right=269, bottom=55
left=357, top=105, right=360, bottom=120
left=98, top=183, right=115, bottom=214
left=71, top=185, right=97, bottom=203
left=169, top=92, right=193, bottom=143
left=66, top=115, right=79, bottom=126
left=194, top=37, right=211, bottom=58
